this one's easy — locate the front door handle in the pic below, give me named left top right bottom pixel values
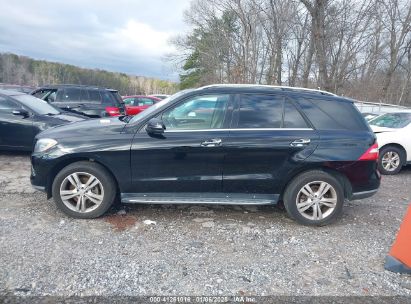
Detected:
left=201, top=138, right=222, bottom=147
left=290, top=138, right=311, bottom=147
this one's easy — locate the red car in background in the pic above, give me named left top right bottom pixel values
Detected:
left=122, top=95, right=161, bottom=115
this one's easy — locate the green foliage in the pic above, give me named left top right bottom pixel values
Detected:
left=0, top=53, right=178, bottom=95
left=180, top=50, right=203, bottom=89
left=177, top=9, right=240, bottom=89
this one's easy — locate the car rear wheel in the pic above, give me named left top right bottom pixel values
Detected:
left=378, top=146, right=404, bottom=175
left=283, top=170, right=344, bottom=226
left=52, top=161, right=116, bottom=218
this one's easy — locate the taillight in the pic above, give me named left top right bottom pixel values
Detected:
left=359, top=143, right=379, bottom=161
left=105, top=106, right=120, bottom=116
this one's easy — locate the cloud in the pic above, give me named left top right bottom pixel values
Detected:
left=105, top=20, right=175, bottom=56
left=0, top=0, right=191, bottom=80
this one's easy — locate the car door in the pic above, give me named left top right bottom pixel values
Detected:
left=130, top=93, right=233, bottom=194
left=222, top=93, right=319, bottom=195
left=0, top=96, right=34, bottom=149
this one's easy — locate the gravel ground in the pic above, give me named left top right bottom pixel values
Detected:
left=1, top=152, right=411, bottom=297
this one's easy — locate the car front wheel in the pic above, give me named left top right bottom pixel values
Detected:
left=52, top=161, right=116, bottom=218
left=283, top=170, right=344, bottom=226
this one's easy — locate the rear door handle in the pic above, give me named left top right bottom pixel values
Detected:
left=290, top=138, right=311, bottom=147
left=201, top=138, right=222, bottom=147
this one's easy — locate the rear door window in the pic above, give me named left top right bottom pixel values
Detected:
left=237, top=94, right=284, bottom=128
left=283, top=101, right=309, bottom=128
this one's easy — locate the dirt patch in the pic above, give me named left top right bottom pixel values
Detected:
left=104, top=214, right=137, bottom=231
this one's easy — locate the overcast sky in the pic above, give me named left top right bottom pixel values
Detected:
left=0, top=0, right=191, bottom=80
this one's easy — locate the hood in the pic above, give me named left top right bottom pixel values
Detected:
left=370, top=125, right=397, bottom=133
left=37, top=116, right=128, bottom=139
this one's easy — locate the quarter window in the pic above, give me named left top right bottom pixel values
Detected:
left=297, top=97, right=368, bottom=130
left=88, top=90, right=102, bottom=103
left=162, top=95, right=229, bottom=130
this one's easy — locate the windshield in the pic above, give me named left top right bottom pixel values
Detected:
left=13, top=94, right=60, bottom=115
left=129, top=90, right=193, bottom=123
left=369, top=112, right=411, bottom=129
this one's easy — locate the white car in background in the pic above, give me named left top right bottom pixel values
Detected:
left=369, top=111, right=411, bottom=174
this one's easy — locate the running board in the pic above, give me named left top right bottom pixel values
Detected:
left=121, top=193, right=279, bottom=205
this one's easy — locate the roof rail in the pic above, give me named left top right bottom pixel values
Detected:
left=355, top=100, right=409, bottom=109
left=200, top=84, right=337, bottom=96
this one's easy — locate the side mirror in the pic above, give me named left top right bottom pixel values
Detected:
left=12, top=109, right=30, bottom=118
left=146, top=118, right=165, bottom=135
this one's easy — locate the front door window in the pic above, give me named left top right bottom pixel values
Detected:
left=162, top=95, right=229, bottom=130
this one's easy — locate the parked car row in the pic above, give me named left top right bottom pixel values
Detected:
left=0, top=89, right=86, bottom=150
left=31, top=85, right=126, bottom=118
left=31, top=84, right=167, bottom=117
left=0, top=84, right=170, bottom=151
left=30, top=84, right=381, bottom=225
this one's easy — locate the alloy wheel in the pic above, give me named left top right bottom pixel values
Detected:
left=381, top=151, right=400, bottom=172
left=296, top=181, right=338, bottom=221
left=59, top=172, right=104, bottom=213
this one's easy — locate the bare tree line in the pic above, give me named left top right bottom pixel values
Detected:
left=173, top=0, right=411, bottom=106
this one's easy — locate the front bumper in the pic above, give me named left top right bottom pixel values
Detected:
left=30, top=153, right=57, bottom=195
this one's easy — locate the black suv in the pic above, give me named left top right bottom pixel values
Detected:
left=31, top=85, right=380, bottom=225
left=31, top=85, right=125, bottom=118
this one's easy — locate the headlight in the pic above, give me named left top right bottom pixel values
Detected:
left=34, top=138, right=58, bottom=153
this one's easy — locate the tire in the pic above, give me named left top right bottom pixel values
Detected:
left=378, top=145, right=405, bottom=175
left=283, top=170, right=344, bottom=226
left=52, top=161, right=117, bottom=219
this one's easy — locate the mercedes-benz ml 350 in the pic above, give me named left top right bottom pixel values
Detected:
left=31, top=85, right=380, bottom=225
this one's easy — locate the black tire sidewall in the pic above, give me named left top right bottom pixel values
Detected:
left=378, top=146, right=404, bottom=175
left=52, top=162, right=116, bottom=219
left=284, top=171, right=344, bottom=226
